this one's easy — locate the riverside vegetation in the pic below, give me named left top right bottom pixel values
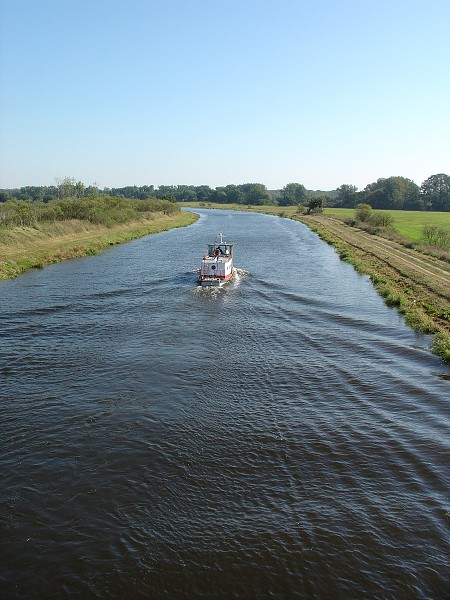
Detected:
left=0, top=194, right=198, bottom=279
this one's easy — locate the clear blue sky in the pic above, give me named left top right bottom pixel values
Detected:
left=1, top=0, right=449, bottom=191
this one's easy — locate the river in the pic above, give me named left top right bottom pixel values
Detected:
left=1, top=209, right=449, bottom=599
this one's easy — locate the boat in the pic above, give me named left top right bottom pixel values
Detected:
left=198, top=233, right=234, bottom=287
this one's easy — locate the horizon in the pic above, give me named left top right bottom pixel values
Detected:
left=1, top=0, right=449, bottom=191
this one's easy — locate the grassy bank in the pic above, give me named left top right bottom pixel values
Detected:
left=182, top=202, right=450, bottom=244
left=182, top=202, right=450, bottom=362
left=325, top=207, right=450, bottom=243
left=295, top=215, right=450, bottom=361
left=0, top=211, right=198, bottom=280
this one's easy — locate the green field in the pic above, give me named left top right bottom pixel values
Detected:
left=326, top=208, right=450, bottom=243
left=182, top=203, right=450, bottom=244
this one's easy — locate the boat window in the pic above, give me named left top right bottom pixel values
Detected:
left=207, top=243, right=232, bottom=256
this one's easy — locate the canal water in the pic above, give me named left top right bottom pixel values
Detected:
left=1, top=209, right=449, bottom=599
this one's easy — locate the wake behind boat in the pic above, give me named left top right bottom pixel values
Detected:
left=198, top=233, right=234, bottom=287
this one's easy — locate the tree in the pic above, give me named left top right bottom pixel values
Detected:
left=85, top=184, right=100, bottom=198
left=223, top=184, right=245, bottom=204
left=279, top=183, right=307, bottom=206
left=306, top=197, right=323, bottom=214
left=140, top=185, right=155, bottom=198
left=194, top=185, right=213, bottom=201
left=156, top=185, right=176, bottom=201
left=211, top=188, right=228, bottom=203
left=240, top=183, right=271, bottom=205
left=75, top=181, right=85, bottom=198
left=175, top=187, right=197, bottom=202
left=335, top=184, right=358, bottom=208
left=56, top=176, right=78, bottom=199
left=362, top=177, right=419, bottom=210
left=420, top=174, right=450, bottom=211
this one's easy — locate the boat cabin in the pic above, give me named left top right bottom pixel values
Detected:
left=207, top=243, right=233, bottom=257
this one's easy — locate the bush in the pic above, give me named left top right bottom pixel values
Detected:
left=355, top=203, right=372, bottom=222
left=422, top=224, right=450, bottom=248
left=0, top=195, right=181, bottom=229
left=370, top=212, right=394, bottom=228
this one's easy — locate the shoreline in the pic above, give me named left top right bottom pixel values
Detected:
left=293, top=214, right=450, bottom=363
left=0, top=211, right=198, bottom=280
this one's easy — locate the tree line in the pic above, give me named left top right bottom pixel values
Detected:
left=1, top=173, right=449, bottom=211
left=0, top=180, right=276, bottom=206
left=335, top=174, right=449, bottom=212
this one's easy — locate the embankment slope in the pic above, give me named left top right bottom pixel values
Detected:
left=0, top=211, right=198, bottom=280
left=295, top=214, right=450, bottom=361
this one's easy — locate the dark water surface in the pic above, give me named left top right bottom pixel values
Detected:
left=1, top=209, right=449, bottom=599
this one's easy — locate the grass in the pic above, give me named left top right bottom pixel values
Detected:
left=0, top=211, right=198, bottom=280
left=325, top=207, right=450, bottom=243
left=182, top=203, right=450, bottom=244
